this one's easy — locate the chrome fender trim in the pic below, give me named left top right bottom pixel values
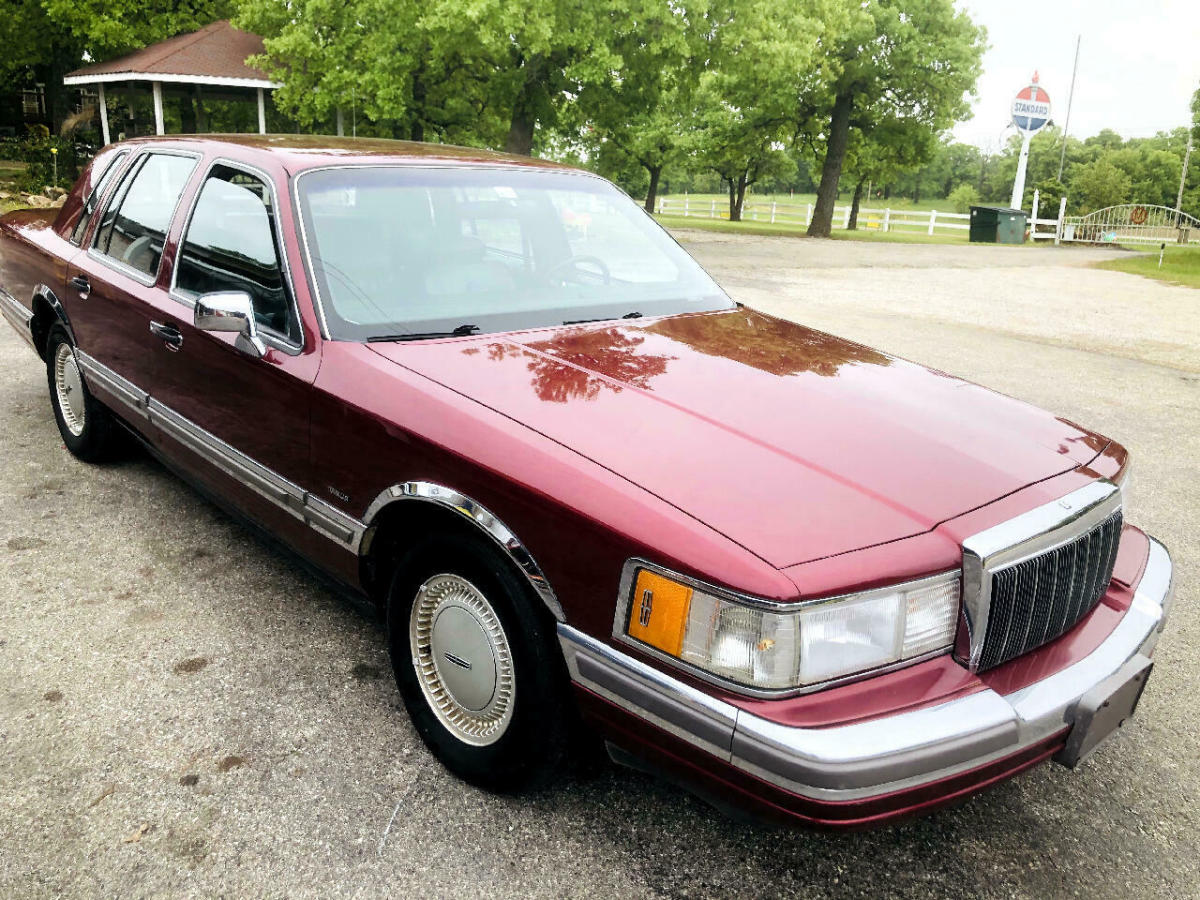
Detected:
left=363, top=482, right=564, bottom=622
left=32, top=283, right=76, bottom=348
left=561, top=536, right=1173, bottom=802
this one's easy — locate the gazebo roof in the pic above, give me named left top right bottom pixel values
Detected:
left=63, top=20, right=280, bottom=89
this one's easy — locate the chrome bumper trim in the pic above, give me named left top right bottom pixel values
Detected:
left=0, top=286, right=35, bottom=349
left=560, top=536, right=1173, bottom=802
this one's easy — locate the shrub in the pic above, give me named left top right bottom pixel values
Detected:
left=947, top=183, right=980, bottom=213
left=15, top=129, right=81, bottom=191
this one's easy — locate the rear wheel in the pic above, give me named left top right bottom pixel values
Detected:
left=387, top=533, right=568, bottom=789
left=45, top=325, right=117, bottom=462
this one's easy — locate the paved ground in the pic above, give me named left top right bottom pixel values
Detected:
left=1, top=235, right=1196, bottom=899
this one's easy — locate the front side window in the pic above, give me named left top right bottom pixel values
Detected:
left=93, top=153, right=196, bottom=279
left=70, top=150, right=127, bottom=245
left=296, top=167, right=731, bottom=340
left=175, top=165, right=297, bottom=342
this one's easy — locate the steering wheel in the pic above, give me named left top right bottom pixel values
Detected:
left=541, top=254, right=611, bottom=286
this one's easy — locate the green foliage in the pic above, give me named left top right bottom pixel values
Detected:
left=804, top=0, right=987, bottom=236
left=1192, top=85, right=1200, bottom=142
left=12, top=132, right=80, bottom=189
left=1032, top=178, right=1066, bottom=217
left=1069, top=158, right=1132, bottom=213
left=947, top=183, right=979, bottom=213
left=1, top=0, right=232, bottom=133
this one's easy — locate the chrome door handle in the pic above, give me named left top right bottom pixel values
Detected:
left=149, top=320, right=184, bottom=351
left=69, top=275, right=90, bottom=299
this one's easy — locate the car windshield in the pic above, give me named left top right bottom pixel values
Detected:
left=295, top=166, right=732, bottom=340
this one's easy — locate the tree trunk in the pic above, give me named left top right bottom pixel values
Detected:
left=912, top=184, right=920, bottom=204
left=410, top=70, right=427, bottom=143
left=884, top=183, right=892, bottom=200
left=644, top=165, right=662, bottom=213
left=194, top=87, right=208, bottom=132
left=848, top=178, right=865, bottom=230
left=44, top=56, right=69, bottom=135
left=807, top=90, right=854, bottom=237
left=735, top=173, right=749, bottom=220
left=504, top=56, right=544, bottom=156
left=179, top=93, right=197, bottom=133
left=726, top=178, right=738, bottom=221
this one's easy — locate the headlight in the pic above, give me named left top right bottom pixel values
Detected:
left=619, top=564, right=960, bottom=693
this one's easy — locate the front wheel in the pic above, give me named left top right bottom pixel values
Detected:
left=387, top=533, right=568, bottom=790
left=45, top=325, right=117, bottom=462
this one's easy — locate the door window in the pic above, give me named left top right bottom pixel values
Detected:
left=93, top=153, right=197, bottom=279
left=174, top=165, right=297, bottom=343
left=70, top=150, right=127, bottom=245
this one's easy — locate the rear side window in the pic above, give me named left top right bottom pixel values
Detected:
left=174, top=165, right=298, bottom=343
left=93, top=153, right=196, bottom=280
left=70, top=151, right=127, bottom=245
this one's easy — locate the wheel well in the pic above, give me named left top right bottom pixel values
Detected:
left=361, top=501, right=555, bottom=623
left=29, top=294, right=57, bottom=359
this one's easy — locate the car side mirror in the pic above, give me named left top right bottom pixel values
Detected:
left=193, top=291, right=265, bottom=358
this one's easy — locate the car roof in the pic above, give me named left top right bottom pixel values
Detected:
left=113, top=134, right=576, bottom=175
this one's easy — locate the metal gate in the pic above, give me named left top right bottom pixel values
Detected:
left=1060, top=204, right=1200, bottom=245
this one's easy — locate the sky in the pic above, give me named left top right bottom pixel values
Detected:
left=953, top=0, right=1200, bottom=151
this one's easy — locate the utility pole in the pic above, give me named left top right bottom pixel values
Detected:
left=1176, top=132, right=1193, bottom=226
left=1057, top=35, right=1081, bottom=182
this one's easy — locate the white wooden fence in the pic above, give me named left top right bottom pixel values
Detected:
left=655, top=195, right=972, bottom=236
left=656, top=188, right=1075, bottom=244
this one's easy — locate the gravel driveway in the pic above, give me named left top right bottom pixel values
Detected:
left=1, top=235, right=1196, bottom=898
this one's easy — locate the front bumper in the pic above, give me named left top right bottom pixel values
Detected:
left=559, top=537, right=1174, bottom=826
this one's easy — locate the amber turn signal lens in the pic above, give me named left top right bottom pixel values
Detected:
left=626, top=569, right=693, bottom=656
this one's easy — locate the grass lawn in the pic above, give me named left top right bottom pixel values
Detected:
left=0, top=159, right=27, bottom=213
left=655, top=213, right=973, bottom=245
left=1096, top=246, right=1200, bottom=289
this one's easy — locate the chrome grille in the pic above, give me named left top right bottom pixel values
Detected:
left=977, top=510, right=1123, bottom=671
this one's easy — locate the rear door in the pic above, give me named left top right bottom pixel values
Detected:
left=148, top=158, right=324, bottom=548
left=66, top=149, right=200, bottom=425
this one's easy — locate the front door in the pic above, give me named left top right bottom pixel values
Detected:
left=147, top=160, right=322, bottom=549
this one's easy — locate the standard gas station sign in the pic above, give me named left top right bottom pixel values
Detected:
left=1012, top=82, right=1052, bottom=134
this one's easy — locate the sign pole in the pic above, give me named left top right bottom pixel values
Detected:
left=1057, top=36, right=1081, bottom=182
left=1009, top=73, right=1052, bottom=212
left=1176, top=133, right=1193, bottom=227
left=1011, top=132, right=1032, bottom=210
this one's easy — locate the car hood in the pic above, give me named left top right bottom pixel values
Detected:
left=367, top=308, right=1107, bottom=568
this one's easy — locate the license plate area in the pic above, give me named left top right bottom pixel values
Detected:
left=1055, top=655, right=1152, bottom=769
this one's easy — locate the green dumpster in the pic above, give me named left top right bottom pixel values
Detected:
left=969, top=206, right=1028, bottom=244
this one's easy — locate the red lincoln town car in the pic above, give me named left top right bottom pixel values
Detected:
left=0, top=135, right=1174, bottom=828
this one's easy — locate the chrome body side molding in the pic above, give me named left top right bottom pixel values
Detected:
left=363, top=482, right=564, bottom=622
left=0, top=285, right=35, bottom=349
left=74, top=350, right=362, bottom=553
left=71, top=357, right=555, bottom=608
left=559, top=535, right=1172, bottom=802
left=76, top=350, right=149, bottom=418
left=959, top=479, right=1123, bottom=671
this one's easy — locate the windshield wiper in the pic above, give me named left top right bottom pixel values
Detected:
left=368, top=324, right=481, bottom=342
left=563, top=311, right=643, bottom=325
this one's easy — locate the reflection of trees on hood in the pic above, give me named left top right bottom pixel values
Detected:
left=476, top=328, right=674, bottom=403
left=646, top=310, right=891, bottom=378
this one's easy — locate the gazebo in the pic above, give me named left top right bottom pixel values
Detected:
left=62, top=20, right=280, bottom=144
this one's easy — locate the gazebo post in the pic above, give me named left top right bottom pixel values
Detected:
left=152, top=81, right=165, bottom=135
left=97, top=83, right=111, bottom=145
left=257, top=87, right=266, bottom=134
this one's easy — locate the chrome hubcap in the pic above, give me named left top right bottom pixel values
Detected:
left=410, top=574, right=514, bottom=746
left=54, top=342, right=86, bottom=437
